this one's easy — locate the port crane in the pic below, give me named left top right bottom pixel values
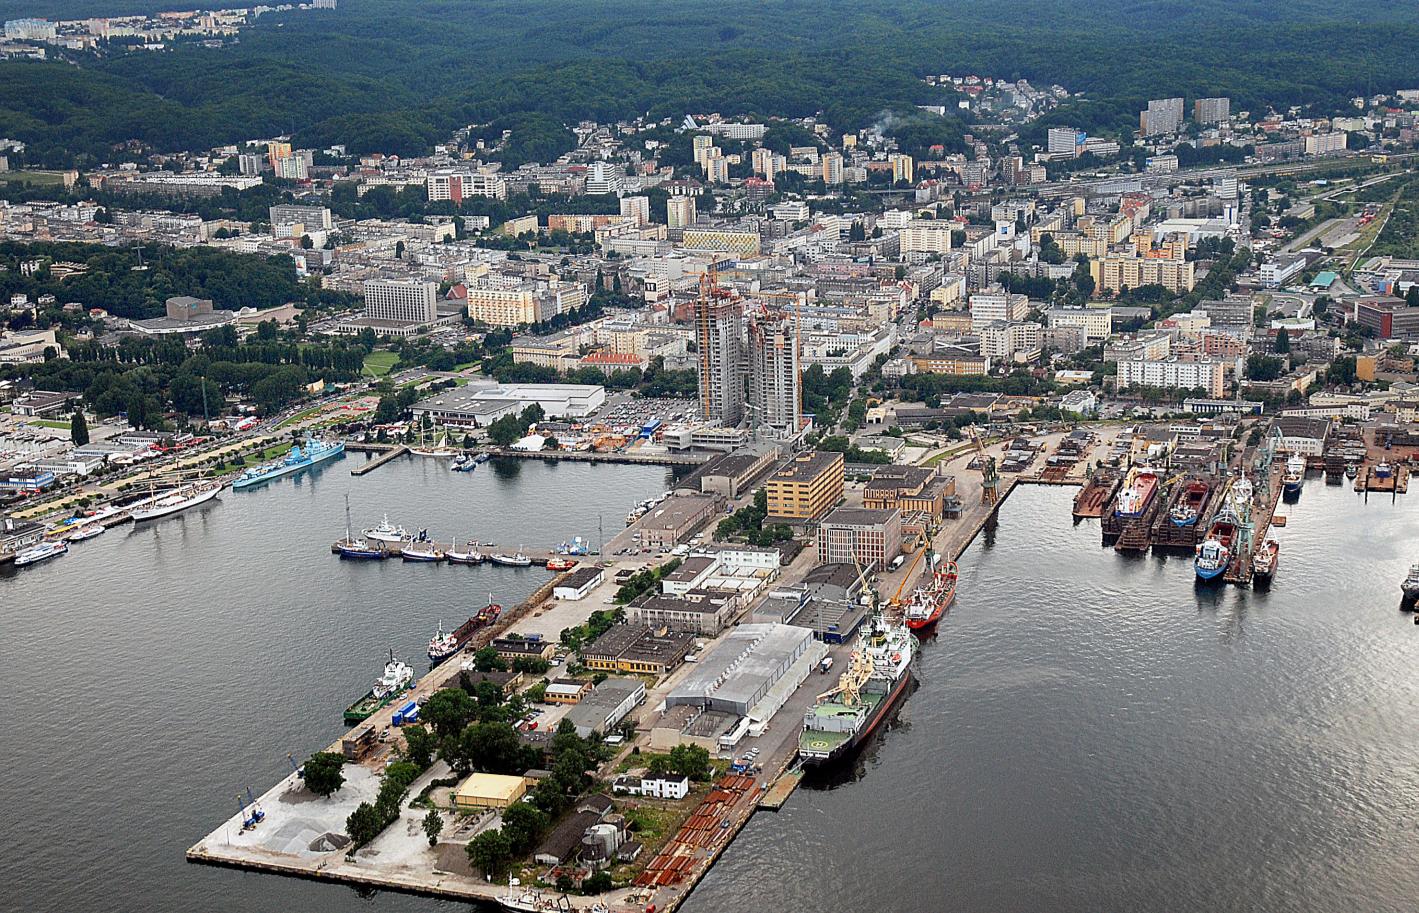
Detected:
left=969, top=428, right=999, bottom=506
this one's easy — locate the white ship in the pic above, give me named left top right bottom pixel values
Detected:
left=362, top=514, right=411, bottom=543
left=131, top=482, right=223, bottom=522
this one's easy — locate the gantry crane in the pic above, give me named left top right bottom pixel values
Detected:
left=970, top=428, right=999, bottom=506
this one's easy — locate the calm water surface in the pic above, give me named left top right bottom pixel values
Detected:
left=2, top=455, right=673, bottom=913
left=685, top=480, right=1419, bottom=913
left=6, top=465, right=1418, bottom=913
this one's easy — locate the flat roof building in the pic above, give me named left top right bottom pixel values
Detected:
left=452, top=772, right=528, bottom=810
left=765, top=450, right=844, bottom=522
left=564, top=677, right=647, bottom=738
left=581, top=625, right=696, bottom=675
left=818, top=506, right=903, bottom=571
left=667, top=623, right=816, bottom=717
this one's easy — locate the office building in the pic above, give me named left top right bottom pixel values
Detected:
left=747, top=315, right=800, bottom=436
left=363, top=279, right=437, bottom=324
left=1194, top=97, right=1231, bottom=125
left=765, top=450, right=844, bottom=522
left=666, top=195, right=696, bottom=229
left=818, top=507, right=903, bottom=570
left=1141, top=97, right=1184, bottom=136
left=1048, top=127, right=1083, bottom=156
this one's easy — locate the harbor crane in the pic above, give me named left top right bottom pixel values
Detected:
left=970, top=428, right=999, bottom=506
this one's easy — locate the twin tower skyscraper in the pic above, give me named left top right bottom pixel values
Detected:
left=695, top=294, right=801, bottom=438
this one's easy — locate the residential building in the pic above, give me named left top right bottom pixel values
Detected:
left=1194, top=97, right=1231, bottom=124
left=889, top=153, right=914, bottom=184
left=666, top=196, right=696, bottom=229
left=747, top=315, right=800, bottom=435
left=268, top=204, right=332, bottom=232
left=818, top=507, right=903, bottom=570
left=979, top=321, right=1042, bottom=362
left=426, top=169, right=507, bottom=202
left=620, top=195, right=650, bottom=226
left=1046, top=306, right=1112, bottom=342
left=1141, top=97, right=1184, bottom=136
left=466, top=276, right=586, bottom=327
left=1117, top=358, right=1226, bottom=397
left=695, top=297, right=745, bottom=425
left=968, top=290, right=1029, bottom=328
left=765, top=450, right=845, bottom=522
left=1091, top=254, right=1196, bottom=294
left=899, top=219, right=954, bottom=255
left=1304, top=132, right=1347, bottom=156
left=821, top=152, right=844, bottom=185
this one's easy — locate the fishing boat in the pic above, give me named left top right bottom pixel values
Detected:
left=1169, top=480, right=1209, bottom=527
left=66, top=523, right=105, bottom=542
left=1194, top=509, right=1238, bottom=582
left=131, top=481, right=222, bottom=522
left=343, top=650, right=415, bottom=724
left=446, top=538, right=483, bottom=564
left=498, top=881, right=573, bottom=913
left=1282, top=454, right=1306, bottom=497
left=14, top=540, right=68, bottom=567
left=232, top=439, right=345, bottom=491
left=1375, top=461, right=1394, bottom=480
left=1252, top=538, right=1280, bottom=583
left=490, top=549, right=533, bottom=567
left=1113, top=467, right=1159, bottom=519
left=362, top=514, right=410, bottom=544
left=401, top=541, right=444, bottom=562
left=1345, top=463, right=1359, bottom=480
left=1402, top=564, right=1419, bottom=602
left=476, top=596, right=503, bottom=625
left=452, top=453, right=476, bottom=472
left=336, top=496, right=386, bottom=560
left=903, top=559, right=957, bottom=630
left=798, top=611, right=917, bottom=767
left=545, top=556, right=578, bottom=571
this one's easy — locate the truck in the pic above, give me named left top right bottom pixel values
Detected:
left=818, top=656, right=834, bottom=674
left=889, top=554, right=906, bottom=571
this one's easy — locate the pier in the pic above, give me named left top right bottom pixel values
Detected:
left=490, top=448, right=710, bottom=467
left=349, top=445, right=409, bottom=476
left=329, top=536, right=578, bottom=566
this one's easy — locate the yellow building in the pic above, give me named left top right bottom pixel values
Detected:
left=1091, top=254, right=1196, bottom=294
left=909, top=354, right=990, bottom=375
left=889, top=153, right=914, bottom=184
left=765, top=450, right=845, bottom=521
left=681, top=228, right=760, bottom=256
left=452, top=772, right=527, bottom=810
left=1356, top=354, right=1377, bottom=382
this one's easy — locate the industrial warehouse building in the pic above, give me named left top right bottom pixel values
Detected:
left=564, top=677, right=647, bottom=738
left=552, top=565, right=605, bottom=601
left=452, top=772, right=528, bottom=810
left=666, top=623, right=821, bottom=717
left=411, top=382, right=606, bottom=426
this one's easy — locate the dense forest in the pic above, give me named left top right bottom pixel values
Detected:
left=1, top=0, right=1417, bottom=166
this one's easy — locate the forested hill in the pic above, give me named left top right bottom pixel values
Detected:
left=2, top=0, right=1417, bottom=165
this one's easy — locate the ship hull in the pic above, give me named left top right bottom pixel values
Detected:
left=338, top=546, right=385, bottom=560
left=233, top=442, right=344, bottom=490
left=343, top=688, right=406, bottom=724
left=800, top=666, right=915, bottom=768
left=1282, top=479, right=1303, bottom=496
left=1194, top=561, right=1228, bottom=582
left=132, top=485, right=221, bottom=521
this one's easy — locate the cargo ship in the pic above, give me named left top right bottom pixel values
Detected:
left=131, top=481, right=222, bottom=522
left=427, top=610, right=493, bottom=665
left=903, top=559, right=957, bottom=630
left=1169, top=480, right=1210, bottom=527
left=343, top=650, right=415, bottom=724
left=1252, top=538, right=1279, bottom=583
left=1113, top=467, right=1159, bottom=519
left=1194, top=509, right=1238, bottom=582
left=1282, top=454, right=1306, bottom=497
left=798, top=612, right=917, bottom=766
left=232, top=439, right=344, bottom=491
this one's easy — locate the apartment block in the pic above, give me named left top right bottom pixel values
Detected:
left=1117, top=358, right=1226, bottom=397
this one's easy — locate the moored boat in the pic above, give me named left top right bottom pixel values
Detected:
left=1194, top=510, right=1238, bottom=582
left=337, top=494, right=386, bottom=559
left=362, top=514, right=410, bottom=544
left=490, top=549, right=533, bottom=567
left=545, top=556, right=577, bottom=571
left=401, top=541, right=444, bottom=562
left=428, top=621, right=459, bottom=665
left=232, top=439, right=345, bottom=491
left=1169, top=480, right=1209, bottom=527
left=1375, top=461, right=1394, bottom=480
left=1402, top=564, right=1419, bottom=602
left=343, top=650, right=415, bottom=724
left=14, top=540, right=68, bottom=567
left=66, top=523, right=105, bottom=542
left=1282, top=454, right=1306, bottom=497
left=131, top=481, right=222, bottom=522
left=798, top=611, right=917, bottom=766
left=1113, top=467, right=1159, bottom=519
left=1252, top=538, right=1280, bottom=583
left=903, top=559, right=957, bottom=630
left=446, top=538, right=483, bottom=564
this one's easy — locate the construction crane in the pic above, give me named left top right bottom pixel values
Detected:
left=970, top=428, right=999, bottom=506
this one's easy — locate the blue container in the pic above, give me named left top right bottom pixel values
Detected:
left=393, top=700, right=418, bottom=725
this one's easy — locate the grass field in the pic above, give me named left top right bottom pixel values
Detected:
left=1, top=170, right=68, bottom=187
left=26, top=419, right=72, bottom=430
left=362, top=351, right=399, bottom=377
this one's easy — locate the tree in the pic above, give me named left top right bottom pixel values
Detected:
left=300, top=234, right=314, bottom=249
left=346, top=801, right=384, bottom=846
left=668, top=743, right=711, bottom=781
left=70, top=410, right=89, bottom=446
left=1407, top=285, right=1419, bottom=308
left=1274, top=326, right=1291, bottom=354
left=583, top=871, right=613, bottom=893
left=499, top=801, right=549, bottom=854
left=486, top=413, right=524, bottom=446
left=467, top=828, right=513, bottom=880
left=422, top=687, right=477, bottom=739
left=401, top=724, right=438, bottom=769
left=302, top=751, right=346, bottom=797
left=472, top=645, right=506, bottom=672
left=422, top=809, right=444, bottom=847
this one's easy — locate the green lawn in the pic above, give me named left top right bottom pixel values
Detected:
left=2, top=170, right=67, bottom=187
left=27, top=419, right=72, bottom=430
left=363, top=351, right=399, bottom=377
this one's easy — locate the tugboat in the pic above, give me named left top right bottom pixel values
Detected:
left=1345, top=463, right=1359, bottom=480
left=903, top=559, right=957, bottom=630
left=1252, top=538, right=1280, bottom=584
left=14, top=540, right=68, bottom=567
left=363, top=514, right=411, bottom=544
left=1169, top=480, right=1209, bottom=527
left=1282, top=454, right=1306, bottom=497
left=545, top=556, right=578, bottom=571
left=343, top=650, right=415, bottom=724
left=799, top=610, right=917, bottom=767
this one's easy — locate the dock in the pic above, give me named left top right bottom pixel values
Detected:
left=490, top=448, right=710, bottom=467
left=329, top=537, right=577, bottom=566
left=349, top=445, right=409, bottom=476
left=757, top=769, right=803, bottom=810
